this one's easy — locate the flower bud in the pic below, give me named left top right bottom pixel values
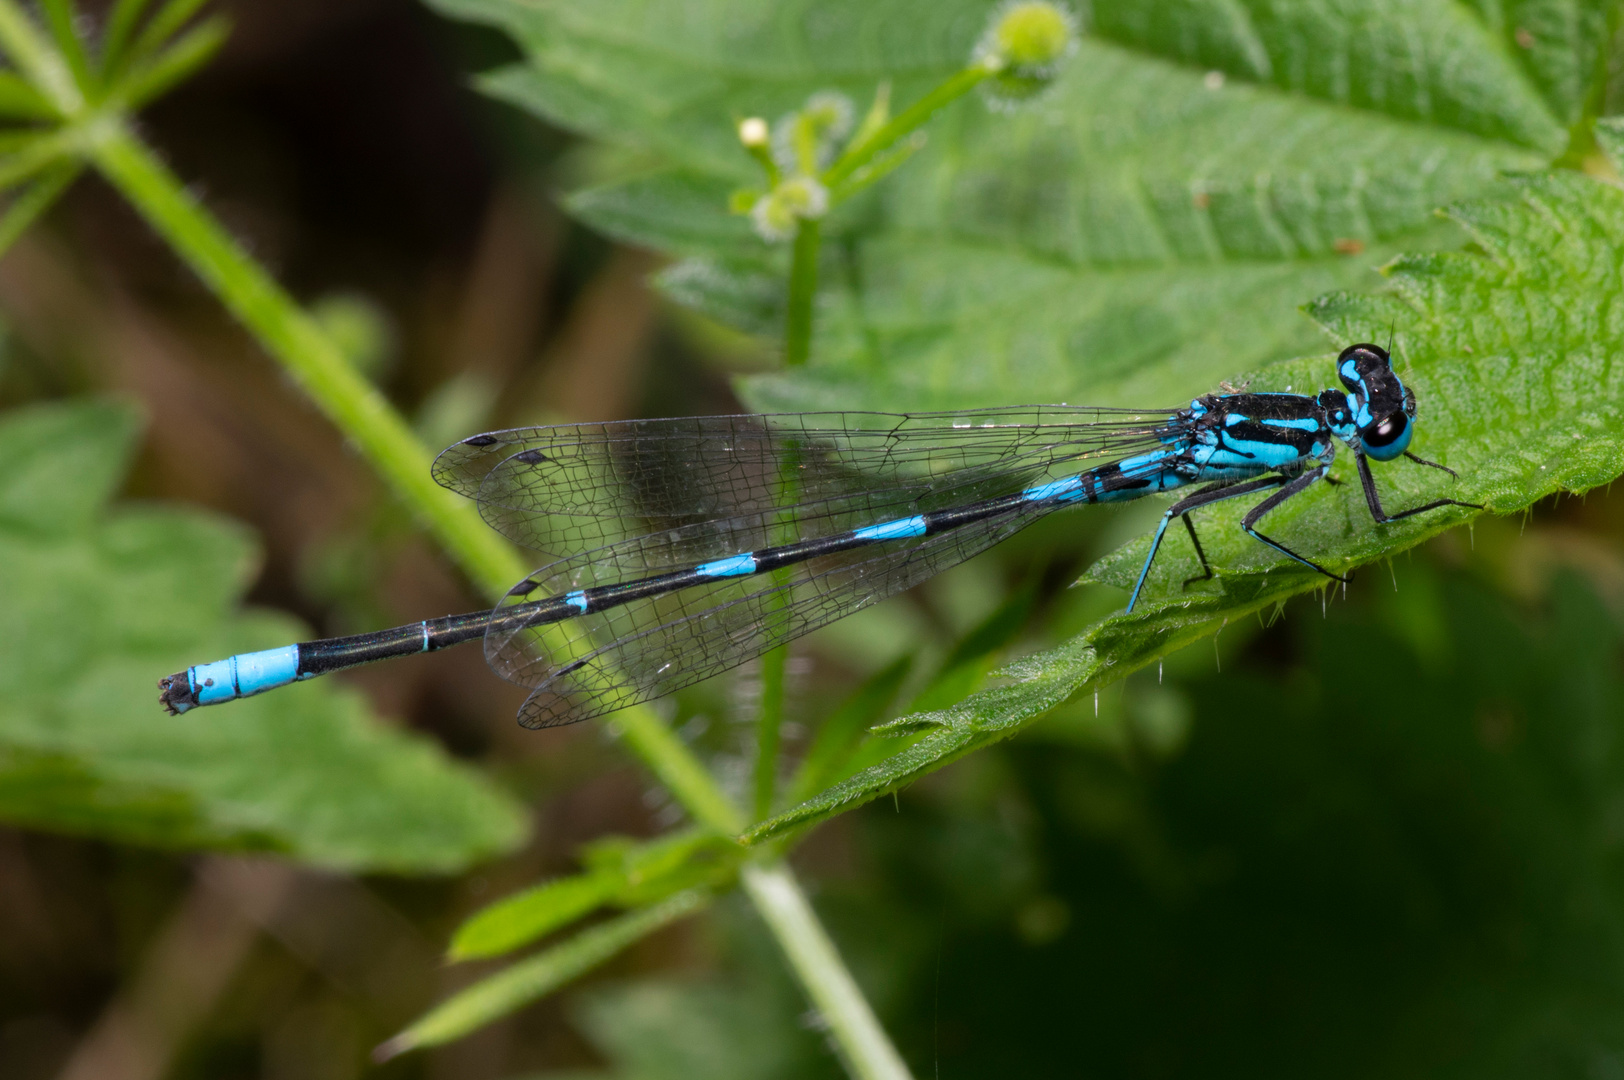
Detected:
left=803, top=91, right=854, bottom=146
left=974, top=1, right=1079, bottom=108
left=738, top=116, right=769, bottom=148
left=773, top=91, right=856, bottom=174
left=749, top=176, right=829, bottom=242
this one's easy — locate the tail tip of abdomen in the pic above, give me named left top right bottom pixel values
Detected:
left=158, top=671, right=197, bottom=715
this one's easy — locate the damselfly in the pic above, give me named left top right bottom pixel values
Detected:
left=159, top=343, right=1480, bottom=728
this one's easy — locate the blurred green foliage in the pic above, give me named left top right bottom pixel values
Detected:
left=0, top=398, right=527, bottom=871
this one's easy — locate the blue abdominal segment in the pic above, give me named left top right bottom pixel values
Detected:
left=184, top=644, right=302, bottom=709
left=853, top=516, right=929, bottom=541
left=1021, top=475, right=1084, bottom=503
left=696, top=553, right=759, bottom=578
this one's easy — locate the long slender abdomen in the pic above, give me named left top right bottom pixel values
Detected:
left=159, top=453, right=1189, bottom=715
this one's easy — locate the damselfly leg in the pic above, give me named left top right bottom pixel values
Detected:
left=1129, top=475, right=1291, bottom=612
left=1355, top=452, right=1483, bottom=524
left=1240, top=466, right=1351, bottom=584
left=1402, top=451, right=1461, bottom=480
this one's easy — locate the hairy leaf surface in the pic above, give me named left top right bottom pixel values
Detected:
left=0, top=400, right=528, bottom=871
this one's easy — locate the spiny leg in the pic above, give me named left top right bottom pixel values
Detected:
left=1239, top=466, right=1351, bottom=584
left=1177, top=481, right=1238, bottom=588
left=1357, top=452, right=1483, bottom=523
left=1403, top=450, right=1460, bottom=481
left=1180, top=513, right=1213, bottom=587
left=1127, top=475, right=1288, bottom=613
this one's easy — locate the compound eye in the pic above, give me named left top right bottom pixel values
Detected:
left=1364, top=411, right=1408, bottom=448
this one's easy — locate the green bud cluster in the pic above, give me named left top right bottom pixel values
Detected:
left=750, top=175, right=830, bottom=243
left=974, top=1, right=1079, bottom=108
left=735, top=91, right=855, bottom=242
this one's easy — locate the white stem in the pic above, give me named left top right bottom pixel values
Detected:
left=741, top=862, right=915, bottom=1080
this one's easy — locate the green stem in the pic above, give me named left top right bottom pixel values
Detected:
left=616, top=707, right=743, bottom=834
left=784, top=217, right=821, bottom=366
left=754, top=646, right=787, bottom=819
left=823, top=65, right=988, bottom=189
left=742, top=862, right=916, bottom=1080
left=89, top=120, right=520, bottom=597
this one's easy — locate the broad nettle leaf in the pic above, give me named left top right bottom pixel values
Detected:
left=0, top=400, right=528, bottom=872
left=747, top=170, right=1624, bottom=842
left=429, top=0, right=1600, bottom=410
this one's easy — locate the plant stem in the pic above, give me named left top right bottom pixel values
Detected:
left=823, top=65, right=988, bottom=189
left=615, top=706, right=743, bottom=834
left=784, top=217, right=821, bottom=366
left=90, top=120, right=521, bottom=597
left=754, top=646, right=787, bottom=819
left=742, top=862, right=916, bottom=1080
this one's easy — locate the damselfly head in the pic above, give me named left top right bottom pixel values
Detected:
left=1336, top=342, right=1415, bottom=460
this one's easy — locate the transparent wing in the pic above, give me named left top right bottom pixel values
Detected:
left=432, top=407, right=1176, bottom=555
left=498, top=499, right=1049, bottom=729
left=483, top=444, right=1178, bottom=728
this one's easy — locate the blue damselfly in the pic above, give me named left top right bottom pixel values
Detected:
left=159, top=343, right=1480, bottom=728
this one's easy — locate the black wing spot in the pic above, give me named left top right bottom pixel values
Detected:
left=514, top=448, right=549, bottom=464
left=462, top=434, right=500, bottom=447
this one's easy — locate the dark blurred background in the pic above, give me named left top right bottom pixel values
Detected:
left=4, top=2, right=1624, bottom=1079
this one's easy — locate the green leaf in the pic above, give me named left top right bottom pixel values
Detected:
left=903, top=582, right=1037, bottom=715
left=1451, top=0, right=1617, bottom=126
left=119, top=0, right=210, bottom=73
left=450, top=871, right=618, bottom=961
left=0, top=129, right=73, bottom=193
left=38, top=0, right=93, bottom=95
left=783, top=655, right=911, bottom=808
left=450, top=827, right=742, bottom=960
left=378, top=889, right=713, bottom=1060
left=429, top=0, right=1592, bottom=412
left=114, top=15, right=228, bottom=111
left=100, top=0, right=157, bottom=79
left=0, top=399, right=529, bottom=872
left=746, top=169, right=1624, bottom=843
left=0, top=159, right=76, bottom=257
left=0, top=70, right=55, bottom=118
left=1593, top=114, right=1624, bottom=173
